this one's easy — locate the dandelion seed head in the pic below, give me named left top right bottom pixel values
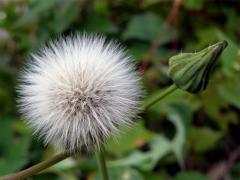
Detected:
left=17, top=34, right=142, bottom=151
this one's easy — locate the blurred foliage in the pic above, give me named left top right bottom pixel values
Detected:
left=0, top=0, right=240, bottom=179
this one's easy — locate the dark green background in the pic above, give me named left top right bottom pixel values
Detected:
left=0, top=0, right=240, bottom=179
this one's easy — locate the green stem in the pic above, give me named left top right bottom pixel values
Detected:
left=143, top=84, right=178, bottom=110
left=0, top=84, right=178, bottom=179
left=96, top=146, right=109, bottom=180
left=0, top=152, right=71, bottom=180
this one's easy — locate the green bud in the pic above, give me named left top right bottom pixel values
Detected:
left=168, top=41, right=228, bottom=93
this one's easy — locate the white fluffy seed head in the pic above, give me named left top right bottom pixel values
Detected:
left=17, top=33, right=142, bottom=152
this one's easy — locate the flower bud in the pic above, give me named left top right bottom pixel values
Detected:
left=168, top=41, right=228, bottom=93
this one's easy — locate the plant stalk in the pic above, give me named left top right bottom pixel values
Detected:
left=1, top=84, right=178, bottom=179
left=143, top=84, right=178, bottom=110
left=0, top=152, right=71, bottom=180
left=96, top=146, right=109, bottom=180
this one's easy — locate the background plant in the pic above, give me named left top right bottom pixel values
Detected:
left=0, top=0, right=240, bottom=179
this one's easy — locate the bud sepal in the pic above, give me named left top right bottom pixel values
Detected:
left=168, top=41, right=228, bottom=93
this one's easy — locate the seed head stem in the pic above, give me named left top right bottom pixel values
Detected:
left=0, top=152, right=71, bottom=180
left=96, top=146, right=109, bottom=180
left=0, top=85, right=178, bottom=179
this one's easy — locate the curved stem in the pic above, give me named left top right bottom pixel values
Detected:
left=96, top=146, right=109, bottom=180
left=0, top=152, right=71, bottom=180
left=0, top=84, right=177, bottom=179
left=143, top=84, right=178, bottom=110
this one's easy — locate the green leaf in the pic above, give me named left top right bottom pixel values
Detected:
left=218, top=77, right=240, bottom=108
left=106, top=121, right=157, bottom=156
left=50, top=158, right=76, bottom=170
left=231, top=162, right=240, bottom=180
left=41, top=168, right=78, bottom=180
left=189, top=127, right=222, bottom=153
left=217, top=31, right=240, bottom=77
left=183, top=0, right=204, bottom=10
left=79, top=15, right=118, bottom=34
left=189, top=27, right=218, bottom=50
left=0, top=117, right=31, bottom=175
left=51, top=0, right=81, bottom=34
left=94, top=0, right=109, bottom=15
left=142, top=171, right=170, bottom=180
left=128, top=42, right=150, bottom=60
left=166, top=103, right=192, bottom=133
left=108, top=136, right=172, bottom=171
left=94, top=167, right=144, bottom=180
left=0, top=159, right=28, bottom=175
left=141, top=0, right=162, bottom=7
left=14, top=0, right=57, bottom=27
left=108, top=103, right=190, bottom=170
left=122, top=13, right=177, bottom=44
left=201, top=89, right=237, bottom=130
left=128, top=42, right=174, bottom=62
left=175, top=171, right=209, bottom=180
left=166, top=105, right=188, bottom=167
